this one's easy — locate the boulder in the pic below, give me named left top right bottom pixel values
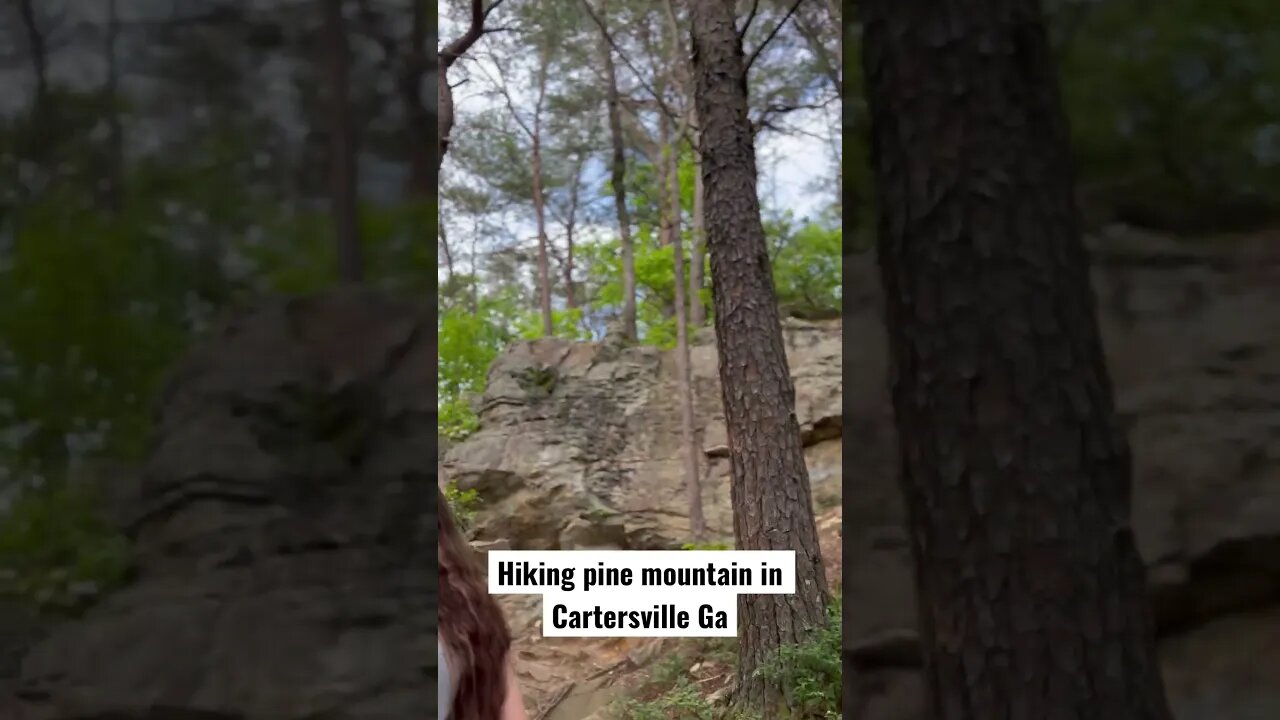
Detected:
left=442, top=318, right=843, bottom=551
left=12, top=290, right=436, bottom=720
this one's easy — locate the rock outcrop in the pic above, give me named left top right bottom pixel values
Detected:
left=442, top=318, right=842, bottom=551
left=10, top=290, right=436, bottom=720
left=447, top=227, right=1280, bottom=719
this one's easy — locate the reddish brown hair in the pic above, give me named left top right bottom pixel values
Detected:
left=439, top=486, right=511, bottom=720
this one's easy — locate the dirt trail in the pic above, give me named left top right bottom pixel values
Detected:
left=504, top=505, right=845, bottom=720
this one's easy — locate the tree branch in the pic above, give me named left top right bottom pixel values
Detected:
left=738, top=0, right=760, bottom=41
left=441, top=0, right=506, bottom=69
left=744, top=0, right=805, bottom=75
left=579, top=0, right=686, bottom=128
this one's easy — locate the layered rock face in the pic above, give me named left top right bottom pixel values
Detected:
left=843, top=232, right=1280, bottom=720
left=11, top=291, right=436, bottom=720
left=447, top=229, right=1280, bottom=719
left=443, top=318, right=843, bottom=551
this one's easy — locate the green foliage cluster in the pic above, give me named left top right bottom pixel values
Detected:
left=843, top=0, right=1280, bottom=233
left=0, top=481, right=132, bottom=615
left=443, top=481, right=482, bottom=532
left=611, top=601, right=840, bottom=720
left=438, top=298, right=516, bottom=440
left=1056, top=0, right=1280, bottom=221
left=616, top=677, right=719, bottom=720
left=0, top=178, right=199, bottom=613
left=755, top=599, right=843, bottom=719
left=612, top=650, right=736, bottom=720
left=576, top=237, right=712, bottom=350
left=765, top=214, right=843, bottom=318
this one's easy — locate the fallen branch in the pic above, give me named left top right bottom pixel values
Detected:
left=534, top=682, right=576, bottom=720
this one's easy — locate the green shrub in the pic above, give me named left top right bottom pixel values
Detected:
left=0, top=481, right=132, bottom=615
left=754, top=598, right=843, bottom=719
left=443, top=481, right=481, bottom=531
left=613, top=677, right=716, bottom=720
left=439, top=398, right=480, bottom=441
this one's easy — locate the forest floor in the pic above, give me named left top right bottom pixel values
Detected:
left=500, top=504, right=845, bottom=720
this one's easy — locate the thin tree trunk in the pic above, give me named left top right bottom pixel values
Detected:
left=18, top=0, right=48, bottom=111
left=690, top=108, right=707, bottom=327
left=655, top=94, right=674, bottom=250
left=401, top=0, right=432, bottom=197
left=859, top=1, right=1174, bottom=719
left=104, top=0, right=124, bottom=213
left=469, top=222, right=480, bottom=314
left=689, top=2, right=830, bottom=715
left=664, top=0, right=706, bottom=331
left=663, top=114, right=705, bottom=542
left=532, top=143, right=553, bottom=336
left=599, top=27, right=637, bottom=341
left=439, top=219, right=455, bottom=284
left=531, top=46, right=554, bottom=337
left=322, top=0, right=363, bottom=283
left=562, top=156, right=583, bottom=311
left=563, top=232, right=577, bottom=310
left=17, top=0, right=54, bottom=171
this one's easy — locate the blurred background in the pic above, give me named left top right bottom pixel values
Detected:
left=0, top=0, right=433, bottom=614
left=844, top=0, right=1280, bottom=236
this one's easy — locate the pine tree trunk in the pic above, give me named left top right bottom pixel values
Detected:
left=563, top=229, right=577, bottom=311
left=688, top=2, right=830, bottom=715
left=401, top=0, right=432, bottom=197
left=562, top=164, right=579, bottom=312
left=531, top=47, right=554, bottom=337
left=690, top=114, right=707, bottom=328
left=663, top=118, right=706, bottom=542
left=18, top=0, right=47, bottom=112
left=599, top=29, right=637, bottom=341
left=104, top=0, right=124, bottom=213
left=531, top=137, right=553, bottom=337
left=439, top=220, right=455, bottom=285
left=859, top=1, right=1174, bottom=718
left=321, top=0, right=363, bottom=284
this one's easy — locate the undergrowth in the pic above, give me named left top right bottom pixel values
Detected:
left=611, top=598, right=841, bottom=719
left=443, top=481, right=481, bottom=531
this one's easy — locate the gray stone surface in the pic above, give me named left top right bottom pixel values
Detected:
left=9, top=290, right=435, bottom=720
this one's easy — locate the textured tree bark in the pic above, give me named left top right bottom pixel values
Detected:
left=321, top=0, right=363, bottom=284
left=688, top=1, right=830, bottom=715
left=599, top=28, right=638, bottom=341
left=859, top=1, right=1175, bottom=719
